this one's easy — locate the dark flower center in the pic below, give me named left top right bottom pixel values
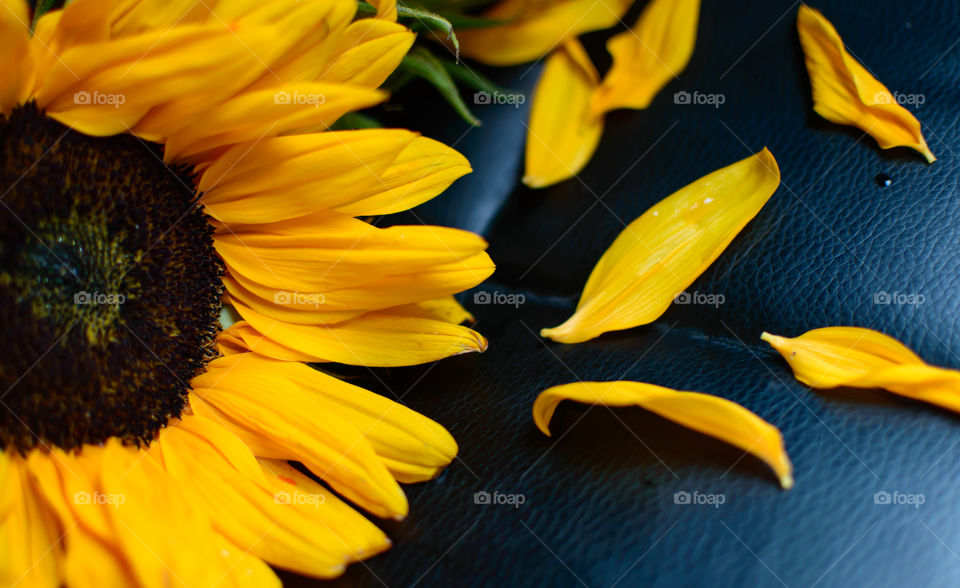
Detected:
left=0, top=103, right=224, bottom=452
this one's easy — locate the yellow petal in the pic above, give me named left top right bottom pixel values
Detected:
left=199, top=130, right=417, bottom=224
left=321, top=19, right=413, bottom=87
left=533, top=381, right=794, bottom=489
left=230, top=301, right=487, bottom=366
left=760, top=327, right=923, bottom=388
left=130, top=0, right=359, bottom=142
left=333, top=136, right=472, bottom=217
left=762, top=327, right=960, bottom=413
left=36, top=24, right=281, bottom=137
left=0, top=0, right=34, bottom=115
left=591, top=0, right=700, bottom=114
left=797, top=6, right=935, bottom=163
left=459, top=0, right=631, bottom=66
left=0, top=450, right=11, bottom=520
left=219, top=321, right=316, bottom=361
left=99, top=439, right=225, bottom=588
left=242, top=358, right=458, bottom=483
left=523, top=38, right=603, bottom=188
left=191, top=353, right=457, bottom=486
left=160, top=416, right=388, bottom=577
left=62, top=526, right=140, bottom=588
left=162, top=82, right=386, bottom=162
left=363, top=0, right=397, bottom=21
left=221, top=252, right=493, bottom=325
left=24, top=449, right=144, bottom=588
left=214, top=212, right=488, bottom=292
left=188, top=360, right=410, bottom=519
left=215, top=210, right=493, bottom=320
left=415, top=295, right=475, bottom=324
left=542, top=149, right=780, bottom=343
left=0, top=455, right=63, bottom=587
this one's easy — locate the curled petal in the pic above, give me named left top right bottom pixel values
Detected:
left=524, top=38, right=603, bottom=189
left=542, top=149, right=780, bottom=343
left=762, top=327, right=960, bottom=413
left=797, top=6, right=934, bottom=163
left=533, top=381, right=793, bottom=489
left=592, top=0, right=701, bottom=115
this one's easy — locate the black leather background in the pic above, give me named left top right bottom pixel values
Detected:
left=297, top=1, right=960, bottom=586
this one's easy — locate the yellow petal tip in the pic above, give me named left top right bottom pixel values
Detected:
left=780, top=472, right=795, bottom=491
left=522, top=174, right=548, bottom=189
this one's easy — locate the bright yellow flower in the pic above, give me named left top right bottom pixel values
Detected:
left=762, top=327, right=960, bottom=413
left=797, top=6, right=935, bottom=163
left=533, top=381, right=794, bottom=489
left=591, top=0, right=700, bottom=115
left=523, top=38, right=603, bottom=188
left=0, top=0, right=494, bottom=585
left=458, top=0, right=632, bottom=66
left=541, top=149, right=780, bottom=343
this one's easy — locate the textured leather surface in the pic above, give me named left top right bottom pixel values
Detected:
left=304, top=0, right=960, bottom=586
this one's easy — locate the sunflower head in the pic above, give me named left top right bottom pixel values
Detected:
left=0, top=0, right=493, bottom=585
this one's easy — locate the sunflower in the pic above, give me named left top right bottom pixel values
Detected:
left=0, top=0, right=495, bottom=585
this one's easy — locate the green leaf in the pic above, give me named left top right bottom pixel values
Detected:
left=356, top=2, right=465, bottom=59
left=31, top=0, right=61, bottom=28
left=330, top=112, right=383, bottom=130
left=397, top=5, right=460, bottom=58
left=441, top=12, right=507, bottom=30
left=355, top=1, right=378, bottom=18
left=399, top=46, right=481, bottom=126
left=442, top=61, right=507, bottom=95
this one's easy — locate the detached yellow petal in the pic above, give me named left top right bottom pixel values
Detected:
left=524, top=38, right=603, bottom=188
left=592, top=0, right=700, bottom=115
left=542, top=149, right=780, bottom=343
left=762, top=327, right=960, bottom=413
left=533, top=381, right=793, bottom=489
left=797, top=6, right=934, bottom=163
left=459, top=0, right=631, bottom=66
